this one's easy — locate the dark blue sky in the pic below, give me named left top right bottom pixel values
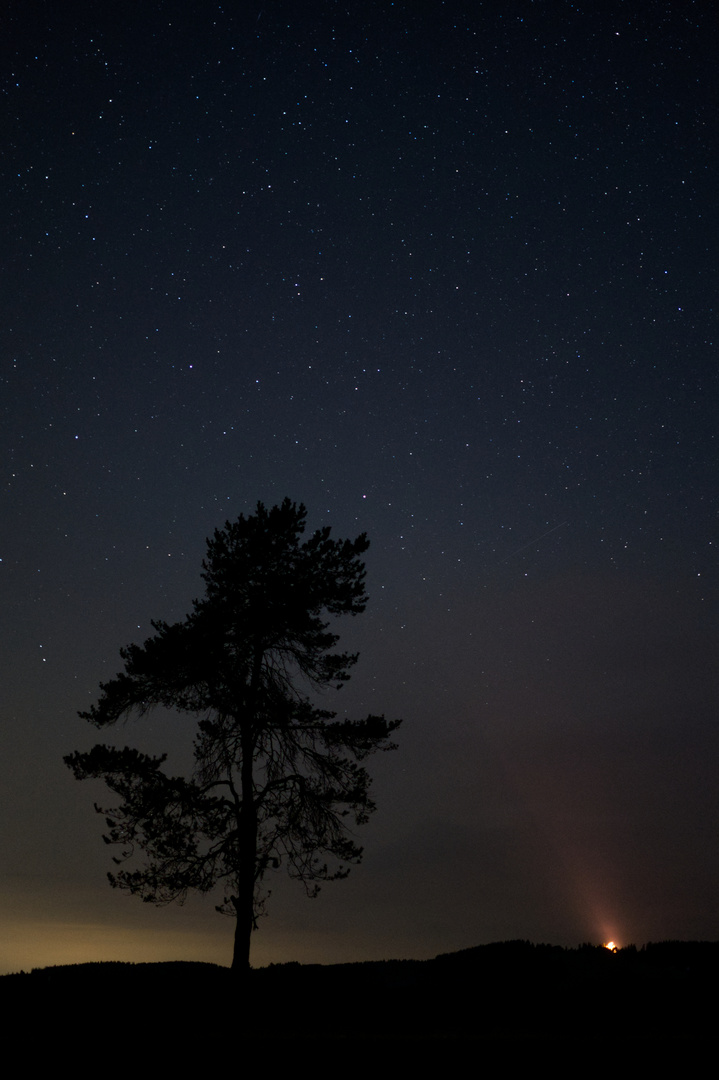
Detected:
left=2, top=0, right=716, bottom=972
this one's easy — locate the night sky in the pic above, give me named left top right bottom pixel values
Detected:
left=2, top=1, right=716, bottom=974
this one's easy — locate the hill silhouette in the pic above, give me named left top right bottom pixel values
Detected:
left=2, top=941, right=716, bottom=1052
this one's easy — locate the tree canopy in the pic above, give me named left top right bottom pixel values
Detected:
left=65, top=499, right=401, bottom=970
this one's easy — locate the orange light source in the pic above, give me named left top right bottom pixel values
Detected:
left=604, top=941, right=618, bottom=952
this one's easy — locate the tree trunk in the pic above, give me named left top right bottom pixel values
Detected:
left=229, top=644, right=265, bottom=974
left=231, top=813, right=257, bottom=972
left=231, top=712, right=258, bottom=974
left=231, top=898, right=252, bottom=972
left=231, top=798, right=256, bottom=974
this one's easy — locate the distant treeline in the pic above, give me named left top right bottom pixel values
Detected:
left=2, top=941, right=716, bottom=1047
left=5, top=939, right=718, bottom=985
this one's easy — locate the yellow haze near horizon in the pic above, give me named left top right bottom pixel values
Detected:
left=0, top=919, right=231, bottom=975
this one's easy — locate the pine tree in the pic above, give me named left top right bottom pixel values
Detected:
left=65, top=499, right=401, bottom=971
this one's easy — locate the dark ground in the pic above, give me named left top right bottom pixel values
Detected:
left=3, top=941, right=716, bottom=1058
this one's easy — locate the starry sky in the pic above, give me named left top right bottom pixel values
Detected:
left=2, top=0, right=716, bottom=974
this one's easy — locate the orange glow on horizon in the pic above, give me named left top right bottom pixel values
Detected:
left=0, top=918, right=231, bottom=975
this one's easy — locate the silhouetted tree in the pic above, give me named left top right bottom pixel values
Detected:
left=65, top=500, right=401, bottom=972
